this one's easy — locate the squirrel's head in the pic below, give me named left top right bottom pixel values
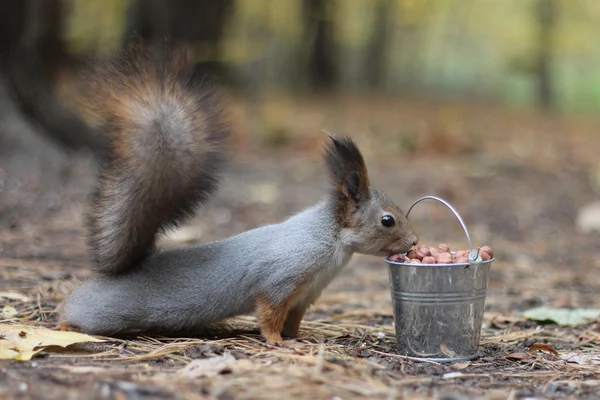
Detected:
left=324, top=134, right=418, bottom=257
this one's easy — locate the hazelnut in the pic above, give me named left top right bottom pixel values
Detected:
left=421, top=256, right=437, bottom=264
left=437, top=243, right=450, bottom=253
left=480, top=246, right=494, bottom=258
left=393, top=243, right=494, bottom=265
left=418, top=245, right=431, bottom=255
left=436, top=252, right=454, bottom=264
left=388, top=254, right=407, bottom=263
left=453, top=250, right=467, bottom=258
left=415, top=246, right=431, bottom=260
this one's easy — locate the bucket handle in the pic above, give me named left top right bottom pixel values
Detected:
left=406, top=196, right=480, bottom=262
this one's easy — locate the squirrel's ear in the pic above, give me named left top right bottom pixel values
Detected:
left=324, top=135, right=370, bottom=204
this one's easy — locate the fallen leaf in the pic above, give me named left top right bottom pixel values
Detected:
left=1, top=306, right=18, bottom=318
left=523, top=307, right=600, bottom=327
left=0, top=347, right=20, bottom=359
left=506, top=352, right=531, bottom=361
left=0, top=324, right=106, bottom=361
left=560, top=352, right=600, bottom=365
left=528, top=343, right=559, bottom=356
left=178, top=354, right=252, bottom=379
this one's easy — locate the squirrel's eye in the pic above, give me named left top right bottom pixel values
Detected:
left=381, top=215, right=395, bottom=227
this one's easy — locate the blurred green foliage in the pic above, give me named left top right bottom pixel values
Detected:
left=61, top=0, right=600, bottom=112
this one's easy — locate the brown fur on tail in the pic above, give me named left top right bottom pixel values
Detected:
left=83, top=40, right=229, bottom=275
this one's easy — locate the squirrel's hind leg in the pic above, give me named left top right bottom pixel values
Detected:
left=56, top=316, right=82, bottom=333
left=254, top=294, right=298, bottom=346
left=281, top=306, right=307, bottom=339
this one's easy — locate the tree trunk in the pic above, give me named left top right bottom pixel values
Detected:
left=365, top=0, right=391, bottom=90
left=0, top=0, right=106, bottom=153
left=123, top=0, right=232, bottom=61
left=303, top=0, right=338, bottom=90
left=535, top=0, right=557, bottom=110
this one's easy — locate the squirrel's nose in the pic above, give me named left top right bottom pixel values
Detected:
left=411, top=233, right=419, bottom=247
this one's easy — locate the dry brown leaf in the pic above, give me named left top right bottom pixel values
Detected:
left=0, top=324, right=106, bottom=361
left=528, top=343, right=559, bottom=356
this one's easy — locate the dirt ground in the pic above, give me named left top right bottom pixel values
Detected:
left=1, top=94, right=600, bottom=399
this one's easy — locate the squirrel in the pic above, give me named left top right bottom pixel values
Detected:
left=61, top=40, right=419, bottom=345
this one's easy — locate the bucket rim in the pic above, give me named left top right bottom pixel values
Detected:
left=404, top=352, right=480, bottom=363
left=385, top=257, right=494, bottom=267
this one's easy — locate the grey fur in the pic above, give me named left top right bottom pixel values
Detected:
left=65, top=184, right=418, bottom=336
left=65, top=202, right=350, bottom=335
left=62, top=41, right=418, bottom=337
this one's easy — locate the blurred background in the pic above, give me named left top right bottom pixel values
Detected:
left=3, top=0, right=600, bottom=150
left=0, top=0, right=599, bottom=314
left=2, top=4, right=600, bottom=397
left=36, top=0, right=600, bottom=110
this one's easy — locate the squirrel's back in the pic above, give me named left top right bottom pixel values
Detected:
left=82, top=40, right=229, bottom=275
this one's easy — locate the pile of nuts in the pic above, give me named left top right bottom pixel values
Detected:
left=388, top=244, right=494, bottom=264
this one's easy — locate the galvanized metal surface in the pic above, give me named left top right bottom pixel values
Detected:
left=387, top=258, right=493, bottom=362
left=386, top=196, right=493, bottom=362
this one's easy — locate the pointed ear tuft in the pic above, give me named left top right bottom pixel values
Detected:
left=324, top=135, right=370, bottom=203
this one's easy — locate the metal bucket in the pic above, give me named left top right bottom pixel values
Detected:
left=385, top=196, right=494, bottom=362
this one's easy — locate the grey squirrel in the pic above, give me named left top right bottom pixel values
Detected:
left=61, top=41, right=419, bottom=345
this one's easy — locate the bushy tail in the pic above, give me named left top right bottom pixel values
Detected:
left=82, top=40, right=229, bottom=275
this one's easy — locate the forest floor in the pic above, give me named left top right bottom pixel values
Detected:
left=1, top=94, right=600, bottom=399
